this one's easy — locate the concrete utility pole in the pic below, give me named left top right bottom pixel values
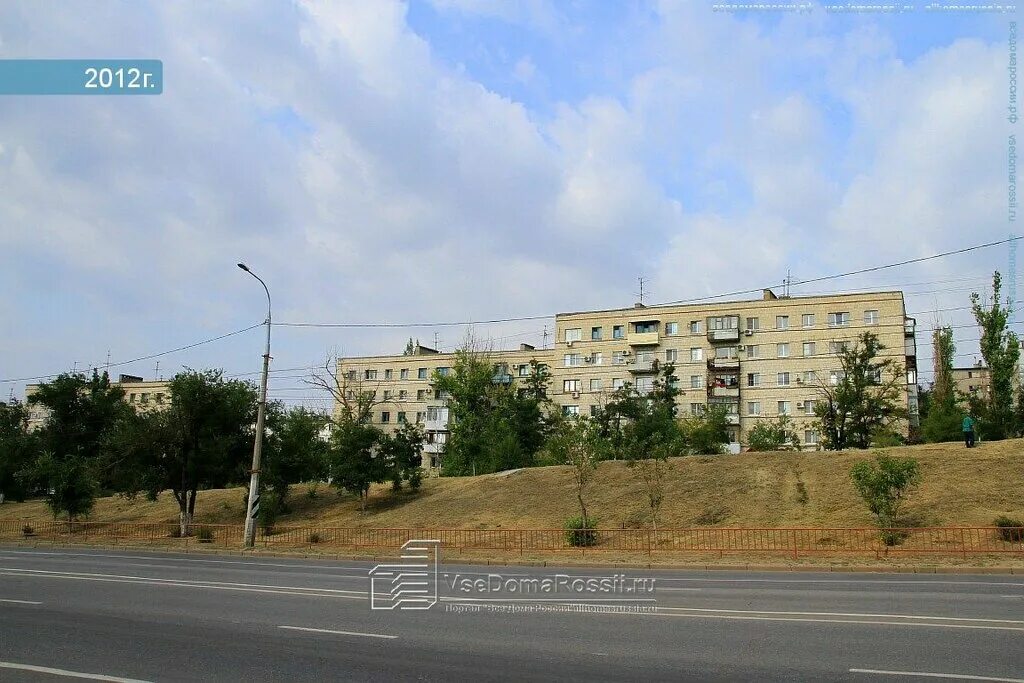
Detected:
left=237, top=263, right=272, bottom=549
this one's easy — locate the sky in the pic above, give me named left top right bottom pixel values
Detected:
left=0, top=0, right=1019, bottom=409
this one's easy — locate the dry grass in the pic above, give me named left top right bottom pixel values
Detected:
left=1, top=439, right=1022, bottom=530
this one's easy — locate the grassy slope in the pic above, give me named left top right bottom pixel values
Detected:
left=1, top=440, right=1021, bottom=529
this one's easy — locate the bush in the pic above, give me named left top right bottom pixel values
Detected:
left=308, top=532, right=322, bottom=544
left=168, top=526, right=182, bottom=538
left=850, top=454, right=921, bottom=545
left=195, top=526, right=214, bottom=543
left=994, top=516, right=1024, bottom=543
left=22, top=524, right=34, bottom=537
left=564, top=515, right=598, bottom=547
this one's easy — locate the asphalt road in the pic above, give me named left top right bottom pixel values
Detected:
left=0, top=547, right=1022, bottom=682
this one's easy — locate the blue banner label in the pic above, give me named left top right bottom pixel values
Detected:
left=0, top=60, right=163, bottom=95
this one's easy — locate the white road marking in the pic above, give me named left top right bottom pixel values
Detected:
left=0, top=549, right=372, bottom=573
left=0, top=661, right=152, bottom=682
left=278, top=625, right=397, bottom=640
left=850, top=668, right=1024, bottom=681
left=652, top=606, right=1024, bottom=625
left=647, top=612, right=1024, bottom=632
left=0, top=598, right=42, bottom=605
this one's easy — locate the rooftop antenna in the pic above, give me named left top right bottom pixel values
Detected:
left=636, top=276, right=647, bottom=305
left=542, top=325, right=550, bottom=349
left=105, top=349, right=111, bottom=373
left=783, top=270, right=793, bottom=298
left=433, top=332, right=440, bottom=350
left=154, top=360, right=161, bottom=381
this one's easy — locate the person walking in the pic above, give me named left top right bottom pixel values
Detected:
left=962, top=414, right=976, bottom=448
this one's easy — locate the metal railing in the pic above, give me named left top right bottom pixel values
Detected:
left=2, top=521, right=1022, bottom=557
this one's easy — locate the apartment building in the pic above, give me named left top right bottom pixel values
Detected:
left=24, top=374, right=171, bottom=430
left=337, top=289, right=918, bottom=465
left=951, top=362, right=990, bottom=400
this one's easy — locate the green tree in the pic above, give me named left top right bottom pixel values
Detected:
left=597, top=364, right=685, bottom=459
left=970, top=272, right=1021, bottom=440
left=26, top=371, right=129, bottom=518
left=380, top=421, right=426, bottom=491
left=813, top=332, right=907, bottom=450
left=544, top=416, right=603, bottom=525
left=106, top=369, right=256, bottom=535
left=920, top=327, right=964, bottom=443
left=682, top=406, right=730, bottom=455
left=262, top=405, right=330, bottom=516
left=850, top=453, right=921, bottom=544
left=746, top=415, right=801, bottom=452
left=328, top=418, right=385, bottom=511
left=0, top=399, right=40, bottom=503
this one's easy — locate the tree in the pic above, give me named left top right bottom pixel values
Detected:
left=262, top=405, right=330, bottom=517
left=920, top=327, right=964, bottom=443
left=328, top=418, right=385, bottom=512
left=544, top=416, right=603, bottom=525
left=596, top=365, right=685, bottom=459
left=850, top=454, right=921, bottom=544
left=970, top=272, right=1021, bottom=440
left=682, top=406, right=730, bottom=455
left=27, top=371, right=129, bottom=518
left=107, top=370, right=256, bottom=535
left=380, top=421, right=426, bottom=491
left=403, top=338, right=416, bottom=356
left=0, top=400, right=40, bottom=503
left=746, top=415, right=801, bottom=452
left=813, top=332, right=907, bottom=450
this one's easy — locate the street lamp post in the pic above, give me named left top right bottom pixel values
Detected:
left=238, top=262, right=271, bottom=548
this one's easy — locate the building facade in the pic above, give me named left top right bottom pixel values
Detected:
left=25, top=374, right=171, bottom=430
left=951, top=362, right=990, bottom=400
left=337, top=289, right=919, bottom=467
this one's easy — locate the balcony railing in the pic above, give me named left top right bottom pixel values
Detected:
left=627, top=331, right=660, bottom=346
left=709, top=386, right=740, bottom=398
left=709, top=357, right=739, bottom=370
left=707, top=328, right=740, bottom=343
left=629, top=358, right=660, bottom=373
left=492, top=373, right=513, bottom=384
left=725, top=414, right=740, bottom=426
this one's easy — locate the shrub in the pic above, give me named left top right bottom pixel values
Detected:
left=308, top=532, right=322, bottom=544
left=168, top=526, right=182, bottom=538
left=306, top=484, right=319, bottom=500
left=795, top=480, right=809, bottom=506
left=994, top=516, right=1024, bottom=543
left=195, top=526, right=214, bottom=543
left=564, top=515, right=598, bottom=547
left=850, top=454, right=921, bottom=545
left=22, top=525, right=34, bottom=537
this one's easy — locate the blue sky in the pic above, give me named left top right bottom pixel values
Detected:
left=0, top=1, right=1018, bottom=406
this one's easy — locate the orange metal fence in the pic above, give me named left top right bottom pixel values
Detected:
left=2, top=521, right=1022, bottom=557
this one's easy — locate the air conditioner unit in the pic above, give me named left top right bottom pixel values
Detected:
left=796, top=402, right=805, bottom=409
left=583, top=355, right=593, bottom=363
left=566, top=340, right=574, bottom=348
left=744, top=329, right=754, bottom=336
left=622, top=350, right=632, bottom=356
left=571, top=391, right=580, bottom=399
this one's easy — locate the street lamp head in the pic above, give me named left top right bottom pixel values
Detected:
left=237, top=262, right=250, bottom=272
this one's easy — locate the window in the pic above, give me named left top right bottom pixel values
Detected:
left=690, top=375, right=702, bottom=388
left=565, top=328, right=582, bottom=343
left=829, top=341, right=849, bottom=354
left=634, top=321, right=658, bottom=334
left=436, top=389, right=451, bottom=400
left=518, top=364, right=530, bottom=377
left=436, top=367, right=450, bottom=377
left=690, top=347, right=703, bottom=362
left=635, top=376, right=655, bottom=394
left=612, top=378, right=624, bottom=390
left=864, top=309, right=879, bottom=325
left=745, top=344, right=760, bottom=358
left=690, top=403, right=705, bottom=416
left=665, top=322, right=679, bottom=335
left=399, top=390, right=408, bottom=400
left=383, top=390, right=392, bottom=400
left=747, top=373, right=760, bottom=387
left=829, top=370, right=845, bottom=385
left=802, top=341, right=815, bottom=357
left=612, top=351, right=627, bottom=365
left=777, top=401, right=791, bottom=415
left=417, top=389, right=428, bottom=400
left=591, top=352, right=603, bottom=365
left=416, top=411, right=425, bottom=423
left=665, top=349, right=678, bottom=362
left=564, top=379, right=581, bottom=394
left=804, top=399, right=816, bottom=415
left=716, top=346, right=738, bottom=359
left=591, top=326, right=603, bottom=341
left=400, top=369, right=409, bottom=380
left=777, top=372, right=791, bottom=386
left=140, top=393, right=149, bottom=404
left=805, top=429, right=819, bottom=445
left=418, top=368, right=428, bottom=380
left=777, top=343, right=789, bottom=358
left=345, top=370, right=357, bottom=380
left=828, top=311, right=850, bottom=327
left=802, top=370, right=817, bottom=384
left=745, top=317, right=760, bottom=331
left=709, top=316, right=738, bottom=330
left=564, top=353, right=582, bottom=367
left=590, top=378, right=603, bottom=391
left=747, top=401, right=761, bottom=416
left=155, top=393, right=164, bottom=404
left=802, top=313, right=815, bottom=328
left=384, top=369, right=393, bottom=380
left=613, top=325, right=625, bottom=339
left=776, top=315, right=789, bottom=330
left=590, top=405, right=601, bottom=417
left=869, top=368, right=882, bottom=384
left=689, top=320, right=702, bottom=334
left=427, top=406, right=445, bottom=421
left=364, top=370, right=377, bottom=380
left=397, top=412, right=407, bottom=424
left=129, top=393, right=136, bottom=403
left=563, top=405, right=580, bottom=417
left=381, top=411, right=390, bottom=423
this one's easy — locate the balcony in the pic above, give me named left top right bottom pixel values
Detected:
left=629, top=358, right=660, bottom=374
left=423, top=440, right=444, bottom=454
left=708, top=357, right=739, bottom=370
left=707, top=328, right=740, bottom=343
left=425, top=408, right=449, bottom=432
left=725, top=414, right=740, bottom=426
left=709, top=386, right=740, bottom=398
left=627, top=331, right=660, bottom=346
left=492, top=373, right=513, bottom=385
left=904, top=318, right=916, bottom=337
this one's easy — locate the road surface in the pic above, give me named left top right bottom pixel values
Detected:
left=0, top=546, right=1022, bottom=681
